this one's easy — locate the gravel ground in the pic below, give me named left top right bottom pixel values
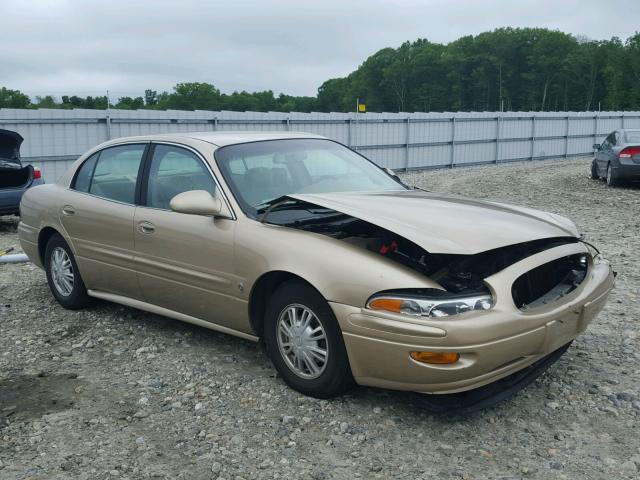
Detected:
left=1, top=156, right=639, bottom=480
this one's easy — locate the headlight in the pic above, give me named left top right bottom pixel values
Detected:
left=366, top=291, right=493, bottom=318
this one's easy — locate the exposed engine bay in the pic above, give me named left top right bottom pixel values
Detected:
left=261, top=197, right=580, bottom=295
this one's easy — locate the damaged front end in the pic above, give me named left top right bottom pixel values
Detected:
left=260, top=197, right=587, bottom=309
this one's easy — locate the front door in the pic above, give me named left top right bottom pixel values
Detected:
left=132, top=143, right=248, bottom=333
left=59, top=143, right=147, bottom=298
left=596, top=133, right=615, bottom=175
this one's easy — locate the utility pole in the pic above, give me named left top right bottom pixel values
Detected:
left=499, top=63, right=503, bottom=112
left=105, top=90, right=112, bottom=140
left=354, top=97, right=366, bottom=149
left=354, top=97, right=359, bottom=149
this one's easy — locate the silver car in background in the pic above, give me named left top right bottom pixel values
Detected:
left=591, top=129, right=640, bottom=186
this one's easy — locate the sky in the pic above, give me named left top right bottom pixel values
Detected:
left=2, top=0, right=639, bottom=100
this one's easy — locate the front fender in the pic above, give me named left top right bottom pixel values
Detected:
left=234, top=220, right=441, bottom=308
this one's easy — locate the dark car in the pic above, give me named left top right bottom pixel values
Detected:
left=591, top=129, right=640, bottom=186
left=0, top=129, right=44, bottom=216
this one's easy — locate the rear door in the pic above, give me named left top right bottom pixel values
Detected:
left=132, top=143, right=248, bottom=333
left=59, top=143, right=148, bottom=298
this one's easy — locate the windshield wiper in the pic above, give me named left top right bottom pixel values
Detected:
left=257, top=196, right=303, bottom=222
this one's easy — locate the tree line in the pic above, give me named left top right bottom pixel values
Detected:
left=2, top=28, right=640, bottom=113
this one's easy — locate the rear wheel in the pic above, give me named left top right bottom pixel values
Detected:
left=263, top=280, right=354, bottom=398
left=44, top=233, right=92, bottom=309
left=606, top=163, right=619, bottom=187
left=590, top=161, right=599, bottom=180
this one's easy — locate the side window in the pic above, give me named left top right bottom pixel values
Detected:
left=73, top=153, right=98, bottom=192
left=89, top=144, right=145, bottom=204
left=614, top=131, right=621, bottom=145
left=604, top=133, right=615, bottom=149
left=146, top=145, right=216, bottom=210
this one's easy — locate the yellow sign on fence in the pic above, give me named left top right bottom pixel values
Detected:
left=358, top=103, right=366, bottom=113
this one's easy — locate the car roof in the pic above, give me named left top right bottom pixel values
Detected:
left=101, top=131, right=327, bottom=148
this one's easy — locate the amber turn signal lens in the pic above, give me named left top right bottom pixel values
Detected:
left=410, top=351, right=460, bottom=364
left=368, top=298, right=403, bottom=313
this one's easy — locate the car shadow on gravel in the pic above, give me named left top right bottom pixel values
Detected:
left=62, top=299, right=561, bottom=419
left=0, top=373, right=87, bottom=427
left=0, top=215, right=19, bottom=233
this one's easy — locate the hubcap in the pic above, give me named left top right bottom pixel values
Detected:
left=50, top=247, right=74, bottom=296
left=276, top=304, right=328, bottom=379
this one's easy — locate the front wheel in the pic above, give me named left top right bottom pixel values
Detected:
left=263, top=280, right=354, bottom=398
left=44, top=233, right=92, bottom=309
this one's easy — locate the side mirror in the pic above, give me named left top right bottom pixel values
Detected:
left=384, top=167, right=403, bottom=184
left=592, top=143, right=600, bottom=150
left=169, top=190, right=231, bottom=217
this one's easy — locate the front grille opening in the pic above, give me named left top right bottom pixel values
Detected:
left=512, top=254, right=588, bottom=310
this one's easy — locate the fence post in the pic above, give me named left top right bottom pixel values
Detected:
left=354, top=114, right=358, bottom=150
left=405, top=116, right=410, bottom=171
left=530, top=115, right=536, bottom=161
left=347, top=118, right=352, bottom=148
left=564, top=116, right=569, bottom=158
left=286, top=117, right=291, bottom=131
left=450, top=116, right=456, bottom=168
left=621, top=113, right=625, bottom=129
left=105, top=110, right=111, bottom=141
left=495, top=115, right=501, bottom=164
left=593, top=113, right=598, bottom=147
left=213, top=116, right=218, bottom=131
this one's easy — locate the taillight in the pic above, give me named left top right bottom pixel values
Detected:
left=33, top=167, right=42, bottom=179
left=619, top=147, right=640, bottom=158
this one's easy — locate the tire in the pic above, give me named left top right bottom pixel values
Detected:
left=44, top=233, right=92, bottom=309
left=605, top=163, right=618, bottom=187
left=590, top=161, right=599, bottom=180
left=263, top=280, right=354, bottom=398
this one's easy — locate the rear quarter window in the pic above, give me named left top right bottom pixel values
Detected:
left=72, top=153, right=98, bottom=192
left=86, top=144, right=146, bottom=204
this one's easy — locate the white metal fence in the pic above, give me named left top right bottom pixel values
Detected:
left=2, top=108, right=639, bottom=180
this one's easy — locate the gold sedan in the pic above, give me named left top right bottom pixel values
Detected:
left=18, top=132, right=614, bottom=409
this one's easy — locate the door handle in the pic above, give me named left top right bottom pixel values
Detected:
left=61, top=205, right=75, bottom=216
left=137, top=221, right=155, bottom=234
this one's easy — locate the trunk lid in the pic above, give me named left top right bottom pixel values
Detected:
left=0, top=129, right=32, bottom=190
left=0, top=129, right=24, bottom=166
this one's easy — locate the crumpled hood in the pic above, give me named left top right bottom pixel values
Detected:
left=287, top=190, right=579, bottom=255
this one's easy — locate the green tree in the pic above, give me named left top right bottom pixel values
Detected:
left=144, top=89, right=158, bottom=107
left=0, top=87, right=30, bottom=108
left=115, top=96, right=144, bottom=109
left=157, top=82, right=222, bottom=110
left=34, top=95, right=58, bottom=108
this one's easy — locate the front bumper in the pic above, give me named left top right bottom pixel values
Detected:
left=331, top=243, right=615, bottom=394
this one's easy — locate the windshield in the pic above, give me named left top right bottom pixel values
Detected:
left=215, top=138, right=406, bottom=218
